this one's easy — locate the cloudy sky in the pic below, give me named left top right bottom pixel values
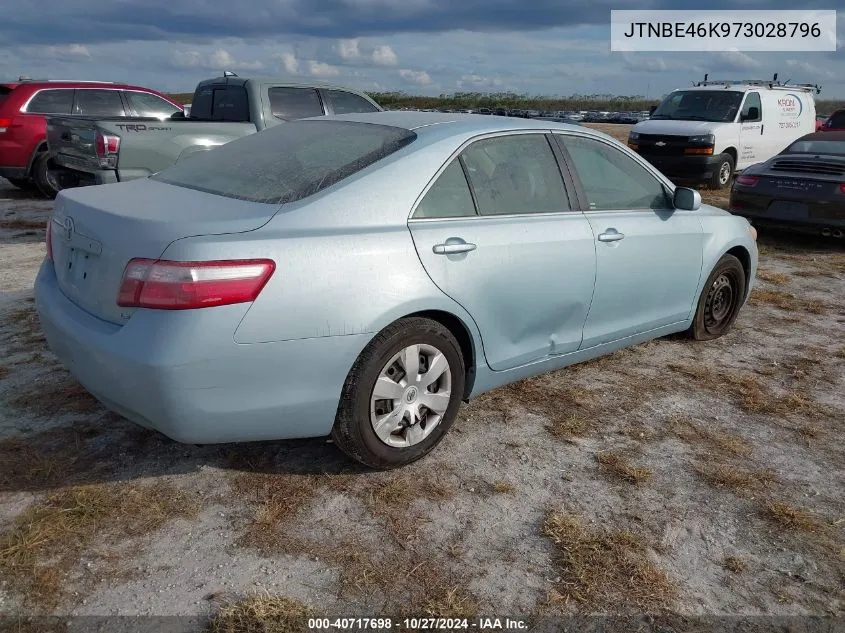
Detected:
left=1, top=0, right=842, bottom=98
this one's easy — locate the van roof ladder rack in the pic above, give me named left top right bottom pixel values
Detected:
left=693, top=73, right=821, bottom=94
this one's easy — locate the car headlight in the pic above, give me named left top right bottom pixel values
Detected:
left=688, top=134, right=715, bottom=145
left=629, top=132, right=640, bottom=141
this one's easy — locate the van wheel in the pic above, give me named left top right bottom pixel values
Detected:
left=709, top=153, right=734, bottom=190
left=33, top=153, right=79, bottom=199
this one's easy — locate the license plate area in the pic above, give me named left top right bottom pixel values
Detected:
left=767, top=200, right=809, bottom=220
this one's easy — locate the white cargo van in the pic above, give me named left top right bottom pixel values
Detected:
left=627, top=76, right=820, bottom=189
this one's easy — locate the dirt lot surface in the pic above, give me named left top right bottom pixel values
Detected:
left=0, top=124, right=843, bottom=631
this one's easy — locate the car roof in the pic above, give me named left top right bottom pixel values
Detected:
left=318, top=111, right=593, bottom=142
left=195, top=76, right=375, bottom=96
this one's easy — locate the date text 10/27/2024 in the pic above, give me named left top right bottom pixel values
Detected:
left=307, top=618, right=528, bottom=631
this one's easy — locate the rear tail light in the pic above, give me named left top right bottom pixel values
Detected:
left=95, top=132, right=120, bottom=168
left=0, top=117, right=11, bottom=133
left=838, top=183, right=845, bottom=194
left=735, top=175, right=759, bottom=187
left=46, top=219, right=53, bottom=261
left=117, top=258, right=276, bottom=310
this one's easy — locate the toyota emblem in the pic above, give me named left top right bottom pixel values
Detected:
left=62, top=216, right=74, bottom=241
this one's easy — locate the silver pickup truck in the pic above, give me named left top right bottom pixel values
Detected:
left=44, top=74, right=382, bottom=197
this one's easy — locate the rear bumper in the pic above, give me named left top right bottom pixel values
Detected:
left=637, top=153, right=723, bottom=182
left=35, top=261, right=369, bottom=444
left=729, top=189, right=845, bottom=233
left=53, top=154, right=118, bottom=185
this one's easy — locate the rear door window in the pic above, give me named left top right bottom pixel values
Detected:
left=74, top=89, right=126, bottom=116
left=190, top=86, right=251, bottom=121
left=267, top=87, right=324, bottom=121
left=25, top=89, right=74, bottom=114
left=0, top=86, right=14, bottom=108
left=125, top=91, right=182, bottom=118
left=322, top=89, right=379, bottom=114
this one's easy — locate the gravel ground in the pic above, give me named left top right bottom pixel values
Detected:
left=0, top=129, right=843, bottom=633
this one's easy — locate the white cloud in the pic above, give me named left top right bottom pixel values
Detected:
left=371, top=45, right=397, bottom=66
left=276, top=51, right=299, bottom=75
left=785, top=58, right=833, bottom=79
left=457, top=73, right=503, bottom=89
left=399, top=69, right=432, bottom=85
left=307, top=60, right=340, bottom=77
left=42, top=43, right=91, bottom=58
left=174, top=48, right=263, bottom=71
left=711, top=50, right=761, bottom=70
left=337, top=39, right=361, bottom=60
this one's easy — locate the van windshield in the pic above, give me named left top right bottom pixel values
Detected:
left=651, top=90, right=744, bottom=123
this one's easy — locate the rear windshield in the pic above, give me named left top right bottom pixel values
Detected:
left=152, top=120, right=416, bottom=204
left=785, top=139, right=845, bottom=155
left=190, top=85, right=250, bottom=121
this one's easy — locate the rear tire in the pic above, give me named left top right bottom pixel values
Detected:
left=7, top=177, right=35, bottom=190
left=331, top=317, right=465, bottom=470
left=708, top=153, right=734, bottom=190
left=33, top=152, right=79, bottom=199
left=688, top=254, right=746, bottom=341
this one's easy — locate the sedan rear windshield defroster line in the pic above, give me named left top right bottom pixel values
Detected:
left=152, top=120, right=417, bottom=205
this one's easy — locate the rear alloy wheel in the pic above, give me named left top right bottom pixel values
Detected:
left=332, top=317, right=465, bottom=469
left=709, top=153, right=735, bottom=190
left=688, top=254, right=746, bottom=340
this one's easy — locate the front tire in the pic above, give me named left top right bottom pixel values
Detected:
left=709, top=153, right=735, bottom=190
left=332, top=317, right=465, bottom=470
left=688, top=254, right=746, bottom=341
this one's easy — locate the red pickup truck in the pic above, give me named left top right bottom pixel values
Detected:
left=0, top=78, right=182, bottom=196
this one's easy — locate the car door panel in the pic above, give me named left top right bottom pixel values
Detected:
left=555, top=132, right=704, bottom=349
left=408, top=133, right=596, bottom=372
left=411, top=215, right=596, bottom=370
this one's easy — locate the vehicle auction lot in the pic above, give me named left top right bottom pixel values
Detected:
left=0, top=124, right=843, bottom=626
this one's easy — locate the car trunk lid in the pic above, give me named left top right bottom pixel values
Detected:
left=50, top=178, right=279, bottom=325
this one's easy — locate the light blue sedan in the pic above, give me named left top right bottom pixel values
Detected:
left=34, top=112, right=758, bottom=469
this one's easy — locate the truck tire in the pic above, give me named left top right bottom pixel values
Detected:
left=33, top=152, right=78, bottom=199
left=709, top=153, right=734, bottom=190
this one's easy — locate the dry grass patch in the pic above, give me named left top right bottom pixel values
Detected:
left=756, top=268, right=791, bottom=285
left=749, top=289, right=827, bottom=314
left=0, top=364, right=8, bottom=380
left=0, top=218, right=46, bottom=230
left=762, top=501, right=821, bottom=533
left=668, top=415, right=752, bottom=457
left=206, top=592, right=319, bottom=633
left=367, top=472, right=456, bottom=544
left=0, top=481, right=201, bottom=607
left=491, top=480, right=515, bottom=494
left=7, top=373, right=102, bottom=416
left=1, top=305, right=47, bottom=353
left=546, top=413, right=589, bottom=439
left=668, top=365, right=833, bottom=419
left=595, top=451, right=653, bottom=485
left=543, top=511, right=676, bottom=612
left=723, top=556, right=746, bottom=573
left=694, top=462, right=776, bottom=494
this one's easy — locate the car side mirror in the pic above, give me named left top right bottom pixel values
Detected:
left=673, top=187, right=701, bottom=211
left=741, top=106, right=759, bottom=121
left=649, top=105, right=657, bottom=114
left=170, top=111, right=186, bottom=119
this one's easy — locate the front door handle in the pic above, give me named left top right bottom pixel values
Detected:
left=433, top=240, right=477, bottom=255
left=597, top=229, right=625, bottom=243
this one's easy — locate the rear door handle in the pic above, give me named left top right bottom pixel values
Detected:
left=597, top=229, right=625, bottom=243
left=433, top=241, right=477, bottom=255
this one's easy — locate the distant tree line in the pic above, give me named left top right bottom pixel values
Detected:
left=166, top=90, right=845, bottom=115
